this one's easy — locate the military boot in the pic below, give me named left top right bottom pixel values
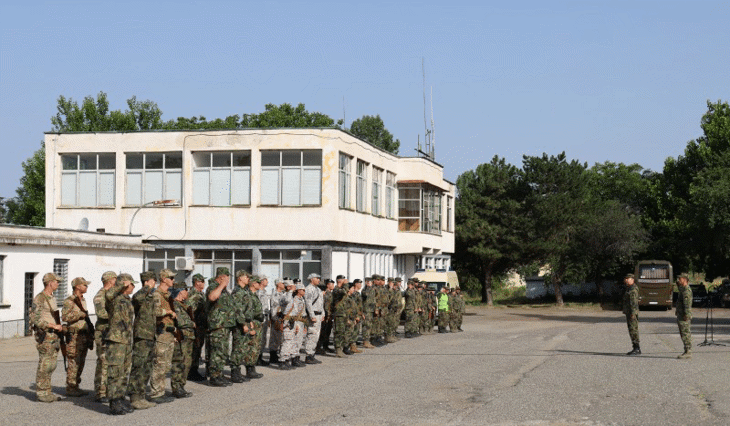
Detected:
left=257, top=354, right=270, bottom=367
left=305, top=354, right=322, bottom=364
left=209, top=375, right=228, bottom=387
left=350, top=343, right=362, bottom=354
left=109, top=398, right=126, bottom=415
left=120, top=397, right=135, bottom=413
left=230, top=366, right=250, bottom=383
left=677, top=349, right=692, bottom=359
left=279, top=359, right=293, bottom=370
left=292, top=356, right=306, bottom=367
left=37, top=394, right=60, bottom=403
left=336, top=347, right=348, bottom=358
left=343, top=346, right=353, bottom=355
left=66, top=387, right=89, bottom=397
left=245, top=365, right=263, bottom=379
left=626, top=344, right=641, bottom=356
left=187, top=368, right=206, bottom=382
left=130, top=394, right=156, bottom=410
left=270, top=350, right=279, bottom=365
left=362, top=340, right=376, bottom=349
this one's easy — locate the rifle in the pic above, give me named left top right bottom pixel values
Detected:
left=50, top=308, right=68, bottom=372
left=72, top=297, right=95, bottom=350
left=169, top=296, right=183, bottom=343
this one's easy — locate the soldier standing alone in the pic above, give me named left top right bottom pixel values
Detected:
left=675, top=273, right=693, bottom=359
left=622, top=273, right=641, bottom=355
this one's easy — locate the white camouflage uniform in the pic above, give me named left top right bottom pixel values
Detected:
left=280, top=296, right=306, bottom=361
left=303, top=282, right=324, bottom=356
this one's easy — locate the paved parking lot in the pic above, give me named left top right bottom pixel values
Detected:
left=1, top=305, right=729, bottom=425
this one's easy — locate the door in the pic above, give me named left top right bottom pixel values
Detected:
left=24, top=272, right=36, bottom=336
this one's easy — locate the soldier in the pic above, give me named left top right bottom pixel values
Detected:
left=148, top=269, right=178, bottom=404
left=302, top=273, right=324, bottom=364
left=232, top=272, right=265, bottom=381
left=385, top=278, right=402, bottom=343
left=256, top=275, right=271, bottom=367
left=675, top=273, right=693, bottom=359
left=348, top=280, right=363, bottom=354
left=360, top=276, right=376, bottom=349
left=427, top=286, right=438, bottom=332
left=333, top=281, right=355, bottom=357
left=62, top=277, right=93, bottom=397
left=170, top=282, right=195, bottom=397
left=128, top=271, right=158, bottom=410
left=30, top=272, right=64, bottom=403
left=269, top=279, right=287, bottom=365
left=187, top=273, right=207, bottom=382
left=93, top=271, right=117, bottom=402
left=105, top=273, right=136, bottom=415
left=316, top=278, right=335, bottom=355
left=280, top=282, right=308, bottom=369
left=622, top=273, right=641, bottom=356
left=418, top=283, right=429, bottom=335
left=403, top=280, right=418, bottom=338
left=437, top=286, right=450, bottom=333
left=206, top=267, right=235, bottom=387
left=448, top=288, right=458, bottom=332
left=454, top=288, right=465, bottom=332
left=373, top=275, right=389, bottom=346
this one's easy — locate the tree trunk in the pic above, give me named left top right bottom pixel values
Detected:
left=552, top=275, right=564, bottom=307
left=483, top=269, right=494, bottom=306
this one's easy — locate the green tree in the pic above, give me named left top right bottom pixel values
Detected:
left=5, top=143, right=46, bottom=226
left=348, top=114, right=400, bottom=154
left=240, top=103, right=342, bottom=128
left=454, top=156, right=529, bottom=305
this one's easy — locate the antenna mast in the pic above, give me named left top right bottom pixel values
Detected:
left=421, top=58, right=434, bottom=160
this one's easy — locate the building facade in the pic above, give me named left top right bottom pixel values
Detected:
left=0, top=225, right=151, bottom=338
left=44, top=128, right=455, bottom=289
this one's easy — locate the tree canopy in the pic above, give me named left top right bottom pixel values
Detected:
left=348, top=114, right=400, bottom=154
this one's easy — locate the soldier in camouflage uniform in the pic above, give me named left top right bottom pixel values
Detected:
left=385, top=278, right=402, bottom=343
left=403, top=279, right=419, bottom=338
left=31, top=272, right=64, bottom=403
left=448, top=288, right=458, bottom=331
left=187, top=273, right=207, bottom=382
left=128, top=271, right=157, bottom=410
left=675, top=273, right=693, bottom=359
left=93, top=271, right=117, bottom=402
left=62, top=277, right=92, bottom=397
left=303, top=273, right=324, bottom=364
left=454, top=288, right=465, bottom=331
left=428, top=287, right=438, bottom=332
left=316, top=278, right=335, bottom=355
left=269, top=279, right=287, bottom=365
left=170, top=282, right=195, bottom=397
left=622, top=273, right=641, bottom=356
left=280, top=282, right=308, bottom=369
left=334, top=282, right=355, bottom=357
left=148, top=269, right=178, bottom=403
left=256, top=276, right=271, bottom=367
left=374, top=275, right=391, bottom=346
left=348, top=280, right=363, bottom=353
left=206, top=267, right=235, bottom=387
left=231, top=272, right=265, bottom=381
left=360, top=277, right=376, bottom=349
left=105, top=273, right=136, bottom=415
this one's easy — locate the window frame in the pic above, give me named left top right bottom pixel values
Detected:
left=338, top=153, right=352, bottom=209
left=125, top=152, right=182, bottom=206
left=60, top=153, right=116, bottom=207
left=192, top=151, right=252, bottom=206
left=356, top=160, right=368, bottom=213
left=385, top=171, right=396, bottom=219
left=53, top=259, right=69, bottom=307
left=398, top=183, right=442, bottom=235
left=372, top=167, right=383, bottom=217
left=260, top=150, right=322, bottom=207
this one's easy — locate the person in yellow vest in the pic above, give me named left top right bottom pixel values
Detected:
left=437, top=286, right=450, bottom=333
left=30, top=272, right=65, bottom=402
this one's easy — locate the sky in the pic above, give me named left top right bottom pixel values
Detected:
left=1, top=0, right=729, bottom=200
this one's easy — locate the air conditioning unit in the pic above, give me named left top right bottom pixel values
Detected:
left=175, top=256, right=194, bottom=271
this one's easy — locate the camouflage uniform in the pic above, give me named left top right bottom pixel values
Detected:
left=62, top=292, right=92, bottom=393
left=334, top=289, right=355, bottom=351
left=361, top=284, right=375, bottom=343
left=31, top=291, right=61, bottom=400
left=281, top=294, right=307, bottom=361
left=386, top=285, right=401, bottom=339
left=231, top=285, right=264, bottom=367
left=149, top=287, right=176, bottom=398
left=104, top=279, right=134, bottom=402
left=455, top=292, right=465, bottom=331
left=257, top=288, right=271, bottom=352
left=206, top=281, right=235, bottom=380
left=403, top=286, right=418, bottom=335
left=448, top=291, right=458, bottom=331
left=348, top=290, right=363, bottom=346
left=93, top=285, right=111, bottom=400
left=186, top=284, right=207, bottom=377
left=317, top=288, right=334, bottom=352
left=128, top=282, right=156, bottom=400
left=270, top=289, right=287, bottom=358
left=171, top=297, right=195, bottom=394
left=428, top=291, right=438, bottom=331
left=303, top=280, right=324, bottom=357
left=622, top=282, right=640, bottom=346
left=675, top=284, right=693, bottom=355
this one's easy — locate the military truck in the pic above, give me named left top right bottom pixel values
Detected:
left=635, top=260, right=673, bottom=310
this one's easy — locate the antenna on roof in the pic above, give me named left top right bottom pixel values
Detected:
left=419, top=58, right=434, bottom=161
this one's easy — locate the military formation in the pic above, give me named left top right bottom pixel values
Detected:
left=29, top=267, right=465, bottom=414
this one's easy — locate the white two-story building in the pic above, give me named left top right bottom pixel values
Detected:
left=44, top=128, right=455, bottom=287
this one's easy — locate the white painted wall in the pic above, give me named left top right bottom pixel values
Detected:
left=349, top=252, right=365, bottom=281
left=331, top=251, right=348, bottom=278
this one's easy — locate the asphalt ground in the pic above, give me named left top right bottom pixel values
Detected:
left=1, top=305, right=730, bottom=426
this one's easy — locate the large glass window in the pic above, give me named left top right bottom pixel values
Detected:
left=260, top=250, right=321, bottom=282
left=192, top=151, right=251, bottom=206
left=398, top=183, right=442, bottom=235
left=193, top=250, right=252, bottom=290
left=144, top=249, right=186, bottom=283
left=53, top=259, right=69, bottom=306
left=261, top=150, right=321, bottom=206
left=125, top=152, right=182, bottom=206
left=338, top=153, right=352, bottom=209
left=372, top=167, right=382, bottom=216
left=356, top=160, right=368, bottom=213
left=446, top=195, right=453, bottom=232
left=385, top=171, right=396, bottom=219
left=61, top=153, right=115, bottom=207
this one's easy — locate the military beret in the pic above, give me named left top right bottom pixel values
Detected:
left=395, top=277, right=402, bottom=282
left=71, top=277, right=89, bottom=288
left=625, top=273, right=635, bottom=279
left=353, top=279, right=362, bottom=284
left=192, top=273, right=206, bottom=283
left=43, top=272, right=64, bottom=284
left=173, top=281, right=188, bottom=289
left=159, top=269, right=176, bottom=279
left=236, top=270, right=252, bottom=278
left=101, top=271, right=117, bottom=282
left=336, top=275, right=346, bottom=280
left=216, top=267, right=230, bottom=277
left=140, top=271, right=157, bottom=282
left=118, top=273, right=139, bottom=284
left=324, top=279, right=335, bottom=284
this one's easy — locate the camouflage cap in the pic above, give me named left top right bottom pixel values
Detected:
left=293, top=278, right=302, bottom=284
left=295, top=282, right=306, bottom=291
left=71, top=277, right=89, bottom=287
left=192, top=273, right=206, bottom=283
left=353, top=279, right=362, bottom=284
left=101, top=271, right=117, bottom=282
left=324, top=278, right=335, bottom=284
left=140, top=271, right=157, bottom=282
left=307, top=272, right=321, bottom=280
left=216, top=267, right=230, bottom=277
left=159, top=269, right=176, bottom=280
left=250, top=275, right=261, bottom=283
left=395, top=277, right=402, bottom=282
left=118, top=273, right=139, bottom=284
left=625, top=273, right=635, bottom=279
left=336, top=275, right=346, bottom=280
left=677, top=273, right=690, bottom=280
left=364, top=276, right=373, bottom=282
left=173, top=281, right=188, bottom=289
left=43, top=272, right=64, bottom=284
left=284, top=280, right=295, bottom=286
left=236, top=270, right=251, bottom=278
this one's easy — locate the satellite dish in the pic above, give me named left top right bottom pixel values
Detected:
left=78, top=217, right=89, bottom=231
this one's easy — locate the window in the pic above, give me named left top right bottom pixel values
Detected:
left=338, top=153, right=352, bottom=209
left=192, top=151, right=251, bottom=206
left=144, top=249, right=185, bottom=283
left=125, top=152, right=182, bottom=206
left=53, top=259, right=69, bottom=306
left=260, top=250, right=321, bottom=281
left=385, top=172, right=396, bottom=219
left=398, top=183, right=442, bottom=235
left=356, top=160, right=368, bottom=212
left=372, top=167, right=383, bottom=216
left=193, top=250, right=252, bottom=290
left=261, top=150, right=321, bottom=206
left=446, top=195, right=453, bottom=232
left=61, top=153, right=115, bottom=207
left=0, top=255, right=4, bottom=304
